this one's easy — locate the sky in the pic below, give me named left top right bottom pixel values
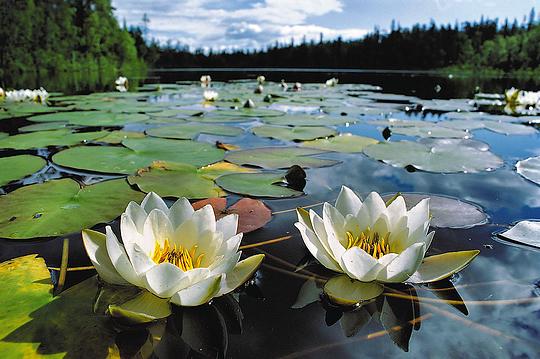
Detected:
left=112, top=0, right=540, bottom=51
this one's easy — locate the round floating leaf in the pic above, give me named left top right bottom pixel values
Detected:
left=323, top=275, right=383, bottom=306
left=407, top=250, right=480, bottom=284
left=516, top=156, right=540, bottom=185
left=216, top=172, right=304, bottom=198
left=0, top=129, right=108, bottom=150
left=0, top=155, right=46, bottom=186
left=382, top=193, right=488, bottom=229
left=53, top=137, right=225, bottom=174
left=225, top=147, right=339, bottom=169
left=252, top=125, right=336, bottom=141
left=498, top=221, right=540, bottom=248
left=94, top=130, right=145, bottom=144
left=128, top=161, right=227, bottom=199
left=0, top=255, right=56, bottom=358
left=28, top=111, right=149, bottom=126
left=18, top=121, right=72, bottom=132
left=192, top=197, right=272, bottom=233
left=0, top=178, right=144, bottom=239
left=262, top=114, right=353, bottom=126
left=190, top=114, right=254, bottom=123
left=440, top=119, right=537, bottom=135
left=301, top=134, right=378, bottom=153
left=214, top=108, right=285, bottom=117
left=363, top=139, right=502, bottom=173
left=389, top=125, right=470, bottom=139
left=0, top=132, right=7, bottom=139
left=147, top=123, right=243, bottom=140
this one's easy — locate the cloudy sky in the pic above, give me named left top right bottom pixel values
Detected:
left=112, top=0, right=539, bottom=51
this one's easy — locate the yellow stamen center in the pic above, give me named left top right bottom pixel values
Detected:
left=346, top=227, right=391, bottom=259
left=151, top=239, right=205, bottom=271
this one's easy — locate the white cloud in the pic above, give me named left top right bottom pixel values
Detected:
left=112, top=0, right=368, bottom=50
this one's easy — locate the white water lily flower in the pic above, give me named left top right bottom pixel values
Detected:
left=0, top=87, right=4, bottom=100
left=293, top=82, right=302, bottom=91
left=82, top=192, right=264, bottom=309
left=257, top=75, right=265, bottom=84
left=4, top=87, right=48, bottom=103
left=200, top=75, right=212, bottom=87
left=115, top=76, right=128, bottom=87
left=325, top=78, right=339, bottom=87
left=203, top=90, right=218, bottom=101
left=296, top=186, right=479, bottom=288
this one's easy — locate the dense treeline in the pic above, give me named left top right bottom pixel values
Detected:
left=0, top=0, right=147, bottom=86
left=152, top=9, right=540, bottom=74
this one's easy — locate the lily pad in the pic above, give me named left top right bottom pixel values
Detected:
left=262, top=114, right=353, bottom=126
left=301, top=134, right=378, bottom=153
left=389, top=125, right=470, bottom=139
left=0, top=178, right=144, bottom=239
left=252, top=125, right=336, bottom=141
left=440, top=119, right=537, bottom=135
left=516, top=156, right=540, bottom=185
left=192, top=197, right=272, bottom=233
left=147, top=123, right=243, bottom=140
left=363, top=139, right=502, bottom=173
left=225, top=147, right=339, bottom=169
left=382, top=193, right=488, bottom=228
left=0, top=129, right=108, bottom=150
left=0, top=155, right=46, bottom=186
left=127, top=161, right=251, bottom=199
left=214, top=108, right=284, bottom=117
left=94, top=130, right=145, bottom=144
left=53, top=137, right=225, bottom=174
left=215, top=172, right=304, bottom=198
left=323, top=275, right=383, bottom=306
left=28, top=111, right=149, bottom=126
left=498, top=221, right=540, bottom=248
left=18, top=121, right=72, bottom=132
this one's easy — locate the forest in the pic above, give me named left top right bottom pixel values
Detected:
left=153, top=8, right=540, bottom=75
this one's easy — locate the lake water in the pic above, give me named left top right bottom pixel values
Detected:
left=1, top=69, right=540, bottom=358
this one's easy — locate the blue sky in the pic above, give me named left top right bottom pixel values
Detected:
left=112, top=0, right=539, bottom=51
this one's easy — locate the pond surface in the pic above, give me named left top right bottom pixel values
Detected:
left=1, top=70, right=540, bottom=358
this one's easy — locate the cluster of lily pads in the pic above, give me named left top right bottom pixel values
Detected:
left=1, top=76, right=540, bottom=356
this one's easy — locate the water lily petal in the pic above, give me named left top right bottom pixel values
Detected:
left=216, top=213, right=238, bottom=240
left=169, top=197, right=194, bottom=229
left=388, top=216, right=409, bottom=252
left=141, top=192, right=170, bottom=214
left=355, top=202, right=372, bottom=232
left=217, top=254, right=265, bottom=296
left=143, top=209, right=174, bottom=247
left=378, top=242, right=425, bottom=283
left=215, top=233, right=243, bottom=259
left=209, top=252, right=242, bottom=276
left=173, top=216, right=199, bottom=249
left=335, top=186, right=362, bottom=216
left=125, top=201, right=147, bottom=232
left=129, top=243, right=157, bottom=277
left=362, top=192, right=387, bottom=227
left=323, top=202, right=348, bottom=249
left=121, top=213, right=153, bottom=254
left=295, top=222, right=341, bottom=272
left=297, top=207, right=314, bottom=231
left=108, top=291, right=172, bottom=324
left=386, top=196, right=407, bottom=230
left=143, top=262, right=190, bottom=298
left=340, top=247, right=381, bottom=282
left=407, top=250, right=480, bottom=284
left=310, top=209, right=337, bottom=258
left=323, top=275, right=383, bottom=306
left=170, top=274, right=222, bottom=306
left=407, top=198, right=430, bottom=233
left=82, top=229, right=129, bottom=285
left=192, top=204, right=216, bottom=235
left=184, top=267, right=211, bottom=285
left=105, top=226, right=141, bottom=286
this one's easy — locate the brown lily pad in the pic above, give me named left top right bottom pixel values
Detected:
left=192, top=198, right=272, bottom=233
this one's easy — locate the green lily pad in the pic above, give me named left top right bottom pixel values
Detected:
left=0, top=155, right=46, bottom=186
left=94, top=130, right=145, bottom=144
left=252, top=125, right=336, bottom=141
left=323, top=275, right=383, bottom=306
left=214, top=108, right=285, bottom=117
left=53, top=137, right=225, bottom=174
left=301, top=134, right=378, bottom=153
left=389, top=125, right=470, bottom=139
left=407, top=250, right=480, bottom=284
left=262, top=114, right=353, bottom=126
left=216, top=171, right=304, bottom=198
left=190, top=114, right=254, bottom=123
left=0, top=132, right=7, bottom=139
left=225, top=147, right=338, bottom=169
left=147, top=123, right=243, bottom=140
left=0, top=268, right=121, bottom=357
left=0, top=178, right=144, bottom=239
left=440, top=119, right=537, bottom=135
left=127, top=161, right=250, bottom=198
left=363, top=139, right=503, bottom=173
left=18, top=121, right=72, bottom=132
left=498, top=221, right=540, bottom=248
left=516, top=156, right=540, bottom=185
left=28, top=111, right=149, bottom=126
left=0, top=129, right=109, bottom=150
